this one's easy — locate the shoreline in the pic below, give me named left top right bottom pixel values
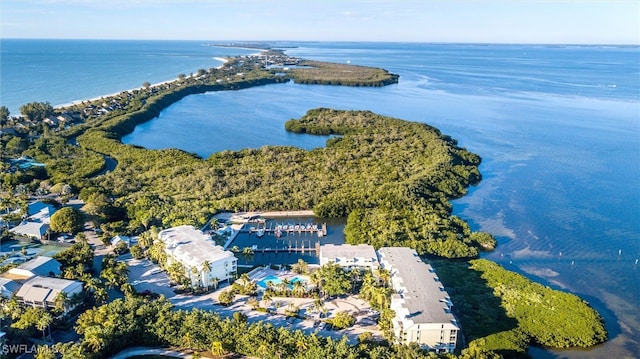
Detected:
left=51, top=46, right=268, bottom=112
left=54, top=56, right=231, bottom=111
left=215, top=210, right=315, bottom=222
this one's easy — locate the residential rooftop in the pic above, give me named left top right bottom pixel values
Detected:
left=320, top=243, right=380, bottom=269
left=158, top=225, right=235, bottom=269
left=15, top=276, right=83, bottom=305
left=13, top=256, right=60, bottom=273
left=378, top=247, right=456, bottom=325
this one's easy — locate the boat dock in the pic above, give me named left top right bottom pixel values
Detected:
left=252, top=241, right=321, bottom=254
left=245, top=222, right=327, bottom=237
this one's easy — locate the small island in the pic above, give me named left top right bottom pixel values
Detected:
left=0, top=51, right=606, bottom=358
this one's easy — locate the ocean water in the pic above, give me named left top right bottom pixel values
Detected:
left=0, top=39, right=257, bottom=114
left=2, top=40, right=640, bottom=358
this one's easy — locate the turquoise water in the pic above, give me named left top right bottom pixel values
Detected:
left=257, top=274, right=305, bottom=289
left=1, top=40, right=638, bottom=357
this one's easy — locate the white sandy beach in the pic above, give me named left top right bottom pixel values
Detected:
left=54, top=56, right=231, bottom=110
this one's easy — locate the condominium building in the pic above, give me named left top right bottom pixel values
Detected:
left=15, top=276, right=83, bottom=313
left=377, top=247, right=459, bottom=353
left=319, top=244, right=379, bottom=271
left=158, top=225, right=237, bottom=287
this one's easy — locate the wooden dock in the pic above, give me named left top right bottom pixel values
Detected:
left=245, top=222, right=327, bottom=237
left=253, top=241, right=321, bottom=254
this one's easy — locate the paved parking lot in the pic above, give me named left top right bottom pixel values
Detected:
left=123, top=254, right=176, bottom=298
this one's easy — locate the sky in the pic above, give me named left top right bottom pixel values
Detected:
left=1, top=0, right=638, bottom=44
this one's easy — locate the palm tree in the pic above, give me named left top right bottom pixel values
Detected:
left=211, top=277, right=220, bottom=290
left=5, top=297, right=24, bottom=320
left=167, top=261, right=186, bottom=285
left=121, top=283, right=135, bottom=297
left=210, top=341, right=226, bottom=357
left=35, top=310, right=53, bottom=341
left=137, top=231, right=153, bottom=249
left=292, top=280, right=306, bottom=297
left=190, top=266, right=200, bottom=287
left=241, top=247, right=254, bottom=264
left=276, top=281, right=288, bottom=296
left=265, top=280, right=275, bottom=292
left=374, top=267, right=391, bottom=287
left=240, top=272, right=251, bottom=284
left=350, top=268, right=362, bottom=286
left=262, top=290, right=273, bottom=308
left=93, top=286, right=108, bottom=305
left=310, top=270, right=324, bottom=298
left=247, top=297, right=259, bottom=310
left=292, top=259, right=309, bottom=274
left=312, top=297, right=325, bottom=319
left=53, top=291, right=69, bottom=314
left=201, top=260, right=212, bottom=290
left=285, top=302, right=298, bottom=317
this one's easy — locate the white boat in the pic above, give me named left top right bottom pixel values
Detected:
left=256, top=228, right=265, bottom=238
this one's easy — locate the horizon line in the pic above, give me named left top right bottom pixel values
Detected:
left=1, top=37, right=639, bottom=47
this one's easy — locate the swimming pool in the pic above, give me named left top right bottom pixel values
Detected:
left=257, top=274, right=305, bottom=289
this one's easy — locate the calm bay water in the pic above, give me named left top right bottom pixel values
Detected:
left=2, top=40, right=639, bottom=357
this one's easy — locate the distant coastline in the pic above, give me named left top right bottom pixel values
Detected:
left=55, top=57, right=231, bottom=111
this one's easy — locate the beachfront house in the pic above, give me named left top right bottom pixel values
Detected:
left=377, top=247, right=459, bottom=354
left=319, top=244, right=379, bottom=271
left=158, top=225, right=237, bottom=288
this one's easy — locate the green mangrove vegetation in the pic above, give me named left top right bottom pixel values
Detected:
left=433, top=259, right=607, bottom=356
left=289, top=60, right=400, bottom=86
left=74, top=107, right=490, bottom=258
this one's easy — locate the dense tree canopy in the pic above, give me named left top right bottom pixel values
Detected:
left=50, top=206, right=84, bottom=234
left=19, top=101, right=54, bottom=122
left=73, top=108, right=488, bottom=257
left=289, top=61, right=399, bottom=86
left=0, top=106, right=9, bottom=124
left=433, top=259, right=608, bottom=355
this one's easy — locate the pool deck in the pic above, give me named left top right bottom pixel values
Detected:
left=249, top=267, right=309, bottom=288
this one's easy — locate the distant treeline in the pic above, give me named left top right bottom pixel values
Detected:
left=289, top=61, right=399, bottom=86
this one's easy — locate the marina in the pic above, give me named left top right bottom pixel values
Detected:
left=246, top=222, right=327, bottom=237
left=213, top=212, right=346, bottom=266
